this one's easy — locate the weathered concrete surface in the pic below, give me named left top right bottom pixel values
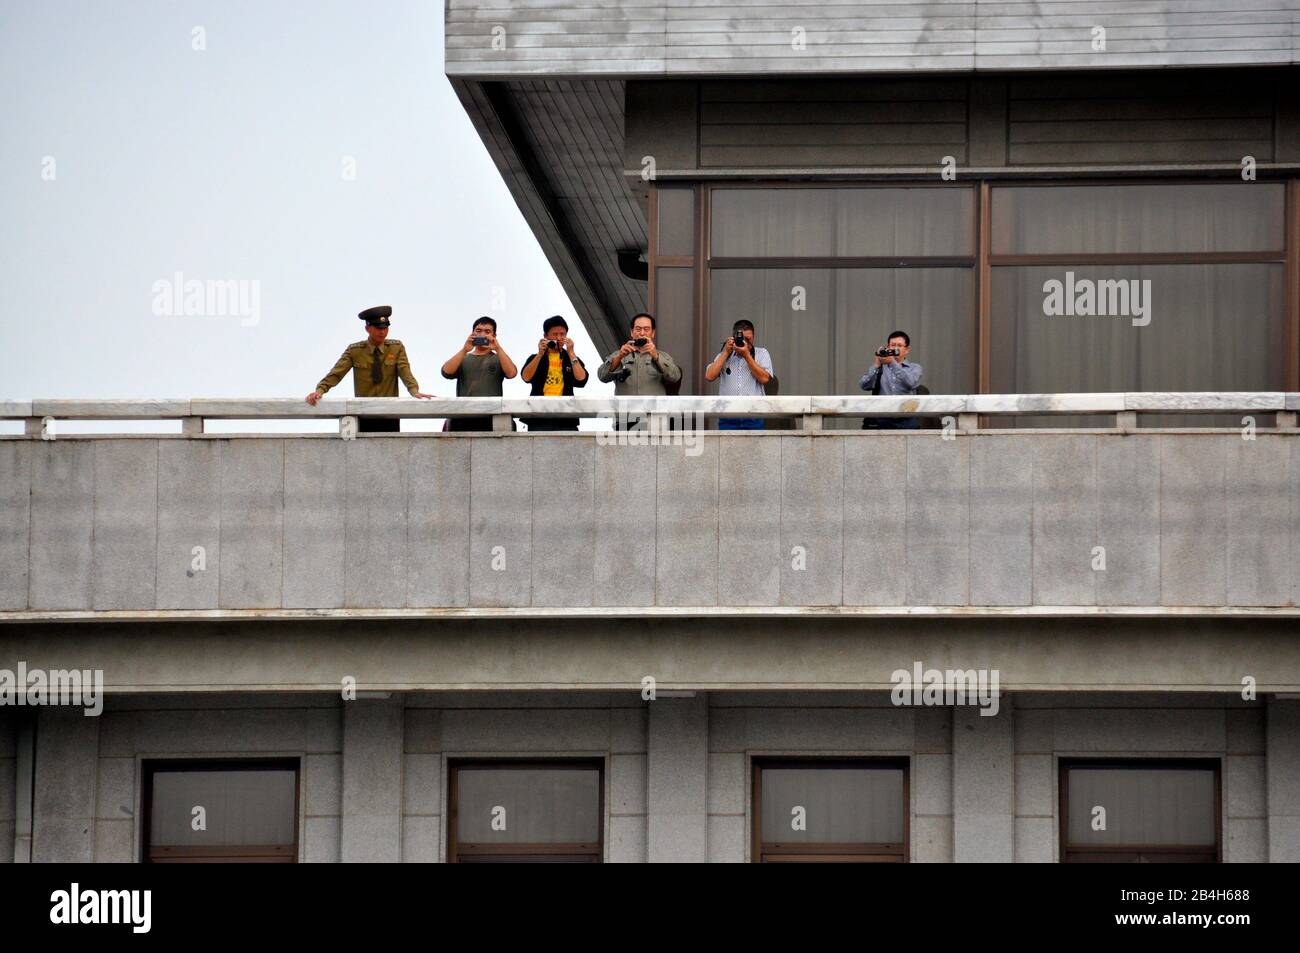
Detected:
left=2, top=617, right=1297, bottom=693
left=445, top=3, right=1299, bottom=76
left=647, top=694, right=708, bottom=863
left=1, top=432, right=1297, bottom=614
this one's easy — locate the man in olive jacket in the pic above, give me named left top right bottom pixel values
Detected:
left=596, top=312, right=681, bottom=395
left=306, top=305, right=433, bottom=431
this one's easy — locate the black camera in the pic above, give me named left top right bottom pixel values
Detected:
left=547, top=340, right=558, bottom=350
left=734, top=331, right=746, bottom=348
left=875, top=346, right=899, bottom=358
left=472, top=336, right=490, bottom=347
left=613, top=366, right=633, bottom=383
left=632, top=337, right=649, bottom=348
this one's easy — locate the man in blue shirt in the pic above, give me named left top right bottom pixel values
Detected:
left=860, top=330, right=922, bottom=430
left=705, top=319, right=774, bottom=430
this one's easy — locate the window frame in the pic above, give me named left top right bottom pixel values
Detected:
left=751, top=756, right=910, bottom=864
left=654, top=181, right=979, bottom=396
left=141, top=758, right=301, bottom=864
left=1058, top=758, right=1222, bottom=864
left=649, top=177, right=1300, bottom=399
left=986, top=180, right=1290, bottom=416
left=447, top=758, right=605, bottom=864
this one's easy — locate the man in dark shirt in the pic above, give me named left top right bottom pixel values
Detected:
left=520, top=315, right=588, bottom=431
left=440, top=316, right=518, bottom=432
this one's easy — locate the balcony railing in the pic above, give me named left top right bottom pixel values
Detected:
left=1, top=393, right=1297, bottom=435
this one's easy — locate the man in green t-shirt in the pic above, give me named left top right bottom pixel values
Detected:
left=440, top=316, right=518, bottom=431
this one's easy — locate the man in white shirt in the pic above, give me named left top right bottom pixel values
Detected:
left=705, top=319, right=774, bottom=430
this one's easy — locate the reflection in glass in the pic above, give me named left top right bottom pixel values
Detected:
left=1067, top=767, right=1216, bottom=846
left=655, top=267, right=696, bottom=392
left=991, top=183, right=1284, bottom=255
left=456, top=767, right=601, bottom=844
left=760, top=766, right=905, bottom=843
left=710, top=268, right=975, bottom=415
left=712, top=187, right=975, bottom=258
left=656, top=187, right=695, bottom=257
left=150, top=768, right=297, bottom=847
left=990, top=263, right=1285, bottom=426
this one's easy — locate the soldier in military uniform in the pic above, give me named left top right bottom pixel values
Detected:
left=305, top=306, right=433, bottom=431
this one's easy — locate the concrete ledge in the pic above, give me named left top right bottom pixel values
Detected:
left=812, top=395, right=964, bottom=415
left=969, top=393, right=1124, bottom=414
left=189, top=398, right=341, bottom=418
left=5, top=393, right=1298, bottom=421
left=30, top=399, right=193, bottom=418
left=1126, top=392, right=1285, bottom=412
left=3, top=605, right=1300, bottom=624
left=5, top=616, right=1298, bottom=693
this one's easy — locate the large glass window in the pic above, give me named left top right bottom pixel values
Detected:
left=989, top=182, right=1288, bottom=426
left=449, top=760, right=603, bottom=863
left=1060, top=761, right=1220, bottom=863
left=753, top=759, right=908, bottom=862
left=991, top=183, right=1285, bottom=256
left=654, top=267, right=696, bottom=390
left=991, top=264, right=1286, bottom=412
left=713, top=186, right=975, bottom=258
left=703, top=185, right=977, bottom=415
left=710, top=268, right=975, bottom=408
left=656, top=186, right=695, bottom=258
left=652, top=180, right=1293, bottom=417
left=144, top=760, right=299, bottom=863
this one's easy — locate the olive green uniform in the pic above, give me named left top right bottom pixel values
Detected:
left=315, top=339, right=422, bottom=397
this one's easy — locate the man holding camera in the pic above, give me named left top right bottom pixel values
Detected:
left=441, top=316, right=518, bottom=432
left=859, top=330, right=922, bottom=430
left=597, top=312, right=682, bottom=430
left=705, top=319, right=773, bottom=430
left=597, top=313, right=682, bottom=395
left=520, top=314, right=588, bottom=431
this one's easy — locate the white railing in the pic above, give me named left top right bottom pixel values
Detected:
left=0, top=393, right=1297, bottom=435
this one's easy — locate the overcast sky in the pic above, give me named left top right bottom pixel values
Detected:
left=0, top=0, right=610, bottom=430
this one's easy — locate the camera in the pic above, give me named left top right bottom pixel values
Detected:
left=734, top=331, right=746, bottom=348
left=547, top=340, right=558, bottom=350
left=613, top=366, right=633, bottom=383
left=632, top=337, right=649, bottom=348
left=472, top=336, right=490, bottom=347
left=875, top=346, right=899, bottom=358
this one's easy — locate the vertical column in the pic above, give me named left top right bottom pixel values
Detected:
left=1266, top=697, right=1300, bottom=862
left=952, top=696, right=1015, bottom=863
left=3, top=712, right=32, bottom=863
left=647, top=693, right=708, bottom=863
left=341, top=695, right=404, bottom=863
left=32, top=707, right=99, bottom=862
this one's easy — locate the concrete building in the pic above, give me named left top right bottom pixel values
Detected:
left=3, top=2, right=1300, bottom=862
